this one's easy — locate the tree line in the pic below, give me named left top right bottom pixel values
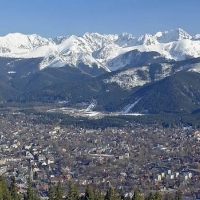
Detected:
left=0, top=176, right=183, bottom=200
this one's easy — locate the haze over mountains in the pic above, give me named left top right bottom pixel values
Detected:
left=1, top=28, right=200, bottom=114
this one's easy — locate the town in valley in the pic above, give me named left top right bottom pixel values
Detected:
left=1, top=105, right=200, bottom=199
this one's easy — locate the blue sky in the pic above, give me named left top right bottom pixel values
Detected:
left=0, top=0, right=199, bottom=38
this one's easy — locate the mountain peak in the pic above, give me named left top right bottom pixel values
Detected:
left=194, top=34, right=200, bottom=40
left=137, top=34, right=158, bottom=45
left=0, top=28, right=199, bottom=73
left=52, top=36, right=69, bottom=44
left=176, top=28, right=192, bottom=40
left=155, top=28, right=192, bottom=43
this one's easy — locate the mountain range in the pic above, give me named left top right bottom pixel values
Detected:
left=1, top=28, right=200, bottom=114
left=1, top=28, right=200, bottom=74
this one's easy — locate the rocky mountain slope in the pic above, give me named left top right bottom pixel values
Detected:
left=1, top=28, right=200, bottom=115
left=128, top=71, right=200, bottom=114
left=12, top=58, right=200, bottom=114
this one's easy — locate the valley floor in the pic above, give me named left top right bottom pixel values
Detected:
left=0, top=105, right=200, bottom=199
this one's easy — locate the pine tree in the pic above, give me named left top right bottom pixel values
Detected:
left=132, top=189, right=144, bottom=200
left=73, top=184, right=79, bottom=200
left=174, top=190, right=182, bottom=200
left=0, top=176, right=11, bottom=200
left=154, top=191, right=162, bottom=200
left=55, top=181, right=63, bottom=200
left=0, top=183, right=2, bottom=200
left=67, top=182, right=74, bottom=200
left=146, top=192, right=154, bottom=200
left=119, top=188, right=125, bottom=200
left=48, top=181, right=55, bottom=200
left=33, top=193, right=41, bottom=200
left=94, top=189, right=104, bottom=200
left=105, top=186, right=119, bottom=200
left=26, top=178, right=34, bottom=200
left=85, top=184, right=94, bottom=200
left=25, top=177, right=41, bottom=200
left=67, top=182, right=79, bottom=200
left=164, top=193, right=172, bottom=200
left=10, top=176, right=21, bottom=200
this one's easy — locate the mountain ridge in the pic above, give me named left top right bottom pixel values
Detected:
left=1, top=29, right=200, bottom=115
left=0, top=28, right=200, bottom=75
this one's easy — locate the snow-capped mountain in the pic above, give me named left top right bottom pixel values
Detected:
left=155, top=28, right=192, bottom=43
left=0, top=33, right=51, bottom=55
left=0, top=28, right=200, bottom=75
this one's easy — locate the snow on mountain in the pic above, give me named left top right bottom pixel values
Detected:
left=104, top=61, right=196, bottom=90
left=52, top=36, right=70, bottom=44
left=193, top=34, right=200, bottom=40
left=41, top=34, right=110, bottom=72
left=188, top=63, right=200, bottom=73
left=0, top=33, right=52, bottom=56
left=164, top=39, right=200, bottom=60
left=25, top=45, right=58, bottom=59
left=136, top=34, right=159, bottom=46
left=0, top=28, right=200, bottom=73
left=83, top=32, right=117, bottom=51
left=104, top=66, right=150, bottom=90
left=107, top=38, right=200, bottom=69
left=115, top=32, right=136, bottom=47
left=155, top=28, right=192, bottom=43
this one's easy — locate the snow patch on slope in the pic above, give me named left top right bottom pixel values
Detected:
left=188, top=63, right=200, bottom=73
left=104, top=67, right=150, bottom=90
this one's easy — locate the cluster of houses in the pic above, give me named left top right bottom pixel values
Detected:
left=1, top=110, right=200, bottom=199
